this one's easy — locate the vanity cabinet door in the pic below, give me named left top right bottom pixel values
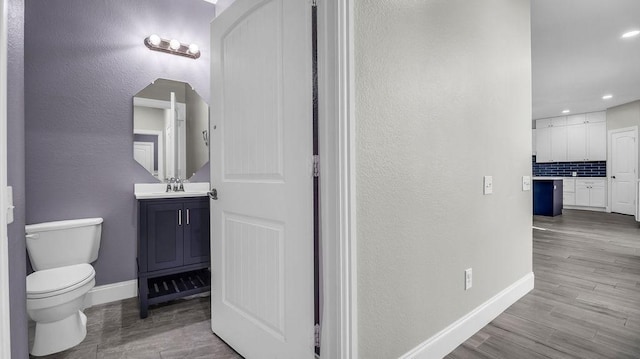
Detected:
left=183, top=198, right=210, bottom=265
left=145, top=201, right=185, bottom=271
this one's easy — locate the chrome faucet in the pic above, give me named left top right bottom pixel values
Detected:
left=174, top=177, right=185, bottom=192
left=165, top=177, right=176, bottom=192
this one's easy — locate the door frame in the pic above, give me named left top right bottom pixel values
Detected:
left=0, top=0, right=12, bottom=356
left=317, top=0, right=357, bottom=358
left=606, top=126, right=638, bottom=214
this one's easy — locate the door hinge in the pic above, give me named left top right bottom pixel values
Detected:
left=314, top=323, right=321, bottom=348
left=313, top=155, right=320, bottom=177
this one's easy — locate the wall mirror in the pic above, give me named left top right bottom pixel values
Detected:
left=133, top=79, right=209, bottom=181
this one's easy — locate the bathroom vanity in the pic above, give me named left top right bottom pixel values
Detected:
left=135, top=183, right=211, bottom=318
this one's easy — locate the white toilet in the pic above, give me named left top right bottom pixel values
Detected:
left=25, top=217, right=103, bottom=357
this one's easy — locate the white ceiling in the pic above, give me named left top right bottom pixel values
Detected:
left=532, top=0, right=640, bottom=120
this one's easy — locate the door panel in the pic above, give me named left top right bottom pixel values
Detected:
left=147, top=202, right=184, bottom=271
left=210, top=0, right=314, bottom=357
left=611, top=131, right=637, bottom=215
left=184, top=199, right=210, bottom=265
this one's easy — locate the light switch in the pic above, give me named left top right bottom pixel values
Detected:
left=6, top=186, right=14, bottom=224
left=522, top=176, right=531, bottom=191
left=483, top=176, right=493, bottom=195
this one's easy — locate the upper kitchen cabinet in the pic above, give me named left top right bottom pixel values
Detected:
left=535, top=111, right=606, bottom=163
left=566, top=112, right=606, bottom=161
left=535, top=116, right=567, bottom=162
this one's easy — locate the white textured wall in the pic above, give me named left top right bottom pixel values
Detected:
left=355, top=1, right=532, bottom=357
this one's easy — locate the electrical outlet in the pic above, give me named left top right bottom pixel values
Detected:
left=465, top=268, right=472, bottom=290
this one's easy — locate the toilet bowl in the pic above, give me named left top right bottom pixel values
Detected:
left=27, top=264, right=96, bottom=356
left=25, top=218, right=102, bottom=357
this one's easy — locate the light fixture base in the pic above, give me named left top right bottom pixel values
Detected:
left=144, top=36, right=200, bottom=59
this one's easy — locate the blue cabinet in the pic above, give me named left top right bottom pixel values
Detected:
left=137, top=197, right=210, bottom=318
left=533, top=179, right=563, bottom=216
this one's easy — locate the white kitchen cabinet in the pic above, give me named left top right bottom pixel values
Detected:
left=567, top=124, right=587, bottom=161
left=536, top=117, right=567, bottom=163
left=575, top=179, right=606, bottom=208
left=563, top=178, right=576, bottom=206
left=551, top=125, right=568, bottom=162
left=586, top=121, right=606, bottom=160
left=536, top=111, right=606, bottom=163
left=535, top=127, right=552, bottom=162
left=566, top=113, right=606, bottom=161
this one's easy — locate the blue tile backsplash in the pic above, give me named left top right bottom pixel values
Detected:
left=532, top=156, right=606, bottom=177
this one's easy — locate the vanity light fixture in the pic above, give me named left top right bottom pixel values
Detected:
left=602, top=94, right=613, bottom=100
left=144, top=34, right=201, bottom=59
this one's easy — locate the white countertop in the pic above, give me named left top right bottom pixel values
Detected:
left=134, top=182, right=210, bottom=200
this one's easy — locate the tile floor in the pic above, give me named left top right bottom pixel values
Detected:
left=29, top=294, right=242, bottom=359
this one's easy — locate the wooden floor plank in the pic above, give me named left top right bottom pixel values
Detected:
left=448, top=210, right=640, bottom=358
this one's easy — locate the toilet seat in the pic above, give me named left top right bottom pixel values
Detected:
left=27, top=264, right=95, bottom=299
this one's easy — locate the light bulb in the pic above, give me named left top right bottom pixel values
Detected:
left=188, top=43, right=199, bottom=54
left=602, top=94, right=613, bottom=100
left=562, top=109, right=570, bottom=114
left=169, top=39, right=181, bottom=50
left=621, top=30, right=640, bottom=38
left=148, top=34, right=161, bottom=46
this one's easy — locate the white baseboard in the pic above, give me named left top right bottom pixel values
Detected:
left=399, top=272, right=535, bottom=359
left=563, top=205, right=606, bottom=212
left=84, top=279, right=138, bottom=308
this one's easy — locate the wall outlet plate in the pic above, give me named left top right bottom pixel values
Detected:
left=522, top=176, right=531, bottom=191
left=465, top=268, right=472, bottom=290
left=483, top=176, right=493, bottom=195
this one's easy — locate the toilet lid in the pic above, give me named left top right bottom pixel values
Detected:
left=27, top=264, right=95, bottom=299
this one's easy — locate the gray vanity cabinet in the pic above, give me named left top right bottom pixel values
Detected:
left=137, top=197, right=211, bottom=318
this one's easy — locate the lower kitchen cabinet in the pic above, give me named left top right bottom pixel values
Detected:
left=137, top=196, right=210, bottom=318
left=575, top=179, right=606, bottom=208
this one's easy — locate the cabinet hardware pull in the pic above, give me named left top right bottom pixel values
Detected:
left=178, top=209, right=182, bottom=226
left=186, top=209, right=190, bottom=225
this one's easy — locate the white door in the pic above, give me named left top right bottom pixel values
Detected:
left=610, top=129, right=637, bottom=215
left=209, top=0, right=314, bottom=358
left=133, top=142, right=155, bottom=175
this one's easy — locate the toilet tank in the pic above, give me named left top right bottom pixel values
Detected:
left=25, top=218, right=103, bottom=271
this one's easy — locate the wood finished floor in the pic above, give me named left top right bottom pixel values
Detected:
left=29, top=209, right=640, bottom=358
left=28, top=295, right=242, bottom=359
left=447, top=209, right=640, bottom=359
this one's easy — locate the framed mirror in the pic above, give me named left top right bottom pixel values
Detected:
left=133, top=79, right=209, bottom=181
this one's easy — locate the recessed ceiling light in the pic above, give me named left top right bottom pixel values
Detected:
left=562, top=109, right=570, bottom=114
left=622, top=30, right=640, bottom=38
left=602, top=94, right=613, bottom=100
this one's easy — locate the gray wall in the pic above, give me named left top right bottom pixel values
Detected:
left=355, top=0, right=533, bottom=357
left=8, top=0, right=27, bottom=356
left=25, top=0, right=215, bottom=286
